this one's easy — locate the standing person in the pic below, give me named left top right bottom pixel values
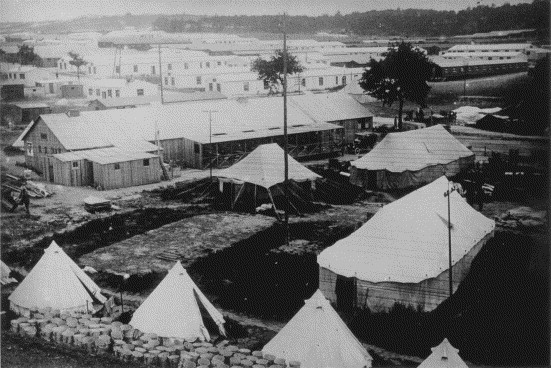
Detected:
left=19, top=186, right=30, bottom=217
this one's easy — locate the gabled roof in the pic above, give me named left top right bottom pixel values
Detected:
left=351, top=125, right=474, bottom=172
left=263, top=290, right=372, bottom=368
left=23, top=97, right=342, bottom=150
left=9, top=241, right=106, bottom=314
left=418, top=339, right=469, bottom=368
left=290, top=92, right=373, bottom=122
left=318, top=176, right=495, bottom=283
left=130, top=261, right=225, bottom=341
left=53, top=146, right=159, bottom=165
left=216, top=143, right=320, bottom=189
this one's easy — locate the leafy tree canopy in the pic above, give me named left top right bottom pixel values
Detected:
left=68, top=51, right=87, bottom=68
left=251, top=50, right=304, bottom=94
left=359, top=42, right=435, bottom=129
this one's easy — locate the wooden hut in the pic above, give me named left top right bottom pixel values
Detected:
left=52, top=148, right=161, bottom=189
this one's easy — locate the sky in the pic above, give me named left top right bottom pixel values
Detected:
left=0, top=0, right=534, bottom=23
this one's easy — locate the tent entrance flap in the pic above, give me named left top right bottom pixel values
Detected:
left=336, top=274, right=357, bottom=311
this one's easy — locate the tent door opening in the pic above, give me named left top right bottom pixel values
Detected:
left=335, top=274, right=357, bottom=311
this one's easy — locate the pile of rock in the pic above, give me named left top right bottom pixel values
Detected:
left=9, top=309, right=299, bottom=368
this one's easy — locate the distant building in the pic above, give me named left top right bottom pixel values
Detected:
left=88, top=91, right=227, bottom=110
left=430, top=55, right=528, bottom=80
left=1, top=102, right=51, bottom=124
left=5, top=66, right=53, bottom=87
left=0, top=83, right=25, bottom=101
left=60, top=84, right=84, bottom=99
left=82, top=78, right=159, bottom=100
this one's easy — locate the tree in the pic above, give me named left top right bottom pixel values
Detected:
left=251, top=50, right=304, bottom=95
left=68, top=51, right=87, bottom=81
left=359, top=42, right=435, bottom=130
left=17, top=45, right=42, bottom=66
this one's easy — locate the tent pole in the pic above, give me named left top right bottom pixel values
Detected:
left=254, top=185, right=257, bottom=209
left=267, top=188, right=281, bottom=221
left=282, top=12, right=290, bottom=247
left=232, top=184, right=245, bottom=209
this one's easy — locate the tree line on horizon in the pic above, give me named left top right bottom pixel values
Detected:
left=152, top=1, right=549, bottom=37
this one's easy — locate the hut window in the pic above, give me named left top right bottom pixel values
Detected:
left=137, top=89, right=144, bottom=96
left=171, top=77, right=175, bottom=86
left=72, top=161, right=79, bottom=169
left=96, top=89, right=100, bottom=96
left=88, top=88, right=93, bottom=96
left=115, top=90, right=120, bottom=97
left=167, top=63, right=172, bottom=70
left=143, top=159, right=150, bottom=166
left=134, top=65, right=138, bottom=72
left=38, top=145, right=42, bottom=153
left=243, top=82, right=249, bottom=91
left=114, top=163, right=120, bottom=170
left=319, top=77, right=324, bottom=86
left=196, top=76, right=202, bottom=85
left=108, top=89, right=112, bottom=97
left=20, top=74, right=25, bottom=79
left=41, top=133, right=48, bottom=140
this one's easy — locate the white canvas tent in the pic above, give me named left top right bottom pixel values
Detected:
left=263, top=290, right=372, bottom=368
left=1, top=260, right=17, bottom=285
left=216, top=143, right=320, bottom=216
left=318, top=176, right=495, bottom=311
left=418, top=339, right=469, bottom=368
left=350, top=125, right=475, bottom=190
left=129, top=261, right=226, bottom=341
left=9, top=241, right=106, bottom=316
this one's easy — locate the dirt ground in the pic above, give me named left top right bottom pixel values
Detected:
left=1, top=89, right=548, bottom=366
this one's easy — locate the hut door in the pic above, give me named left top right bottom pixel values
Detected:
left=336, top=274, right=357, bottom=311
left=87, top=161, right=94, bottom=185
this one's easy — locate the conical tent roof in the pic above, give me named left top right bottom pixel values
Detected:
left=45, top=241, right=106, bottom=303
left=1, top=260, right=16, bottom=285
left=352, top=125, right=474, bottom=172
left=216, top=143, right=320, bottom=189
left=9, top=242, right=105, bottom=315
left=418, top=339, right=469, bottom=368
left=129, top=261, right=225, bottom=341
left=318, top=176, right=495, bottom=283
left=263, top=290, right=372, bottom=368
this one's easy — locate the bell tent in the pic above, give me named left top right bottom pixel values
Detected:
left=9, top=241, right=106, bottom=316
left=263, top=289, right=372, bottom=368
left=216, top=143, right=320, bottom=216
left=1, top=260, right=17, bottom=285
left=129, top=261, right=226, bottom=341
left=418, top=338, right=469, bottom=368
left=318, top=176, right=495, bottom=312
left=350, top=125, right=474, bottom=190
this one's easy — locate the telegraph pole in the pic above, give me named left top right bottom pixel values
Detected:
left=283, top=12, right=290, bottom=247
left=158, top=44, right=164, bottom=104
left=443, top=180, right=456, bottom=297
left=203, top=110, right=217, bottom=180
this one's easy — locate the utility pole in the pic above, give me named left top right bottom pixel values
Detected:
left=282, top=12, right=290, bottom=248
left=463, top=59, right=468, bottom=98
left=203, top=110, right=217, bottom=180
left=158, top=44, right=164, bottom=104
left=443, top=180, right=456, bottom=297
